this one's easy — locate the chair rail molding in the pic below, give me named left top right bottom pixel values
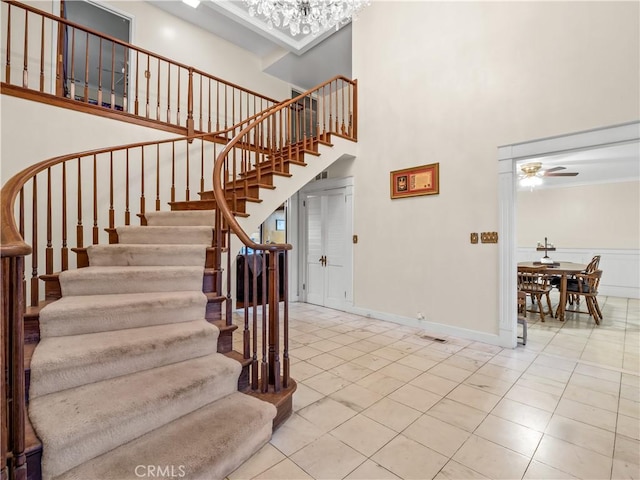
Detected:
left=498, top=120, right=640, bottom=348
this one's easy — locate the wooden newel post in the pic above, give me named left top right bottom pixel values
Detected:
left=186, top=68, right=194, bottom=140
left=1, top=256, right=27, bottom=480
left=267, top=251, right=281, bottom=392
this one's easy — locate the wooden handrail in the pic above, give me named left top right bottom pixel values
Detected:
left=1, top=0, right=279, bottom=136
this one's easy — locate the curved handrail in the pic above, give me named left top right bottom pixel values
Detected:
left=0, top=102, right=281, bottom=258
left=213, top=74, right=357, bottom=253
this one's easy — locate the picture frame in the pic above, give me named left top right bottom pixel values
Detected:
left=275, top=219, right=285, bottom=231
left=390, top=163, right=439, bottom=199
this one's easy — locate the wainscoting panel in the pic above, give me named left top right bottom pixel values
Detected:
left=517, top=248, right=640, bottom=299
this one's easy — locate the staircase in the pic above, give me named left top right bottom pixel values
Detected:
left=2, top=30, right=358, bottom=476
left=28, top=210, right=276, bottom=479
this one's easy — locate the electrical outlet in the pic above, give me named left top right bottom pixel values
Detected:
left=481, top=232, right=499, bottom=243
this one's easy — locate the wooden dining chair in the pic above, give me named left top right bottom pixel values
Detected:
left=567, top=255, right=601, bottom=305
left=517, top=266, right=554, bottom=322
left=564, top=269, right=603, bottom=325
left=517, top=291, right=527, bottom=345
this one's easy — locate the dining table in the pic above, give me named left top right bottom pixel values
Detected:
left=518, top=261, right=588, bottom=321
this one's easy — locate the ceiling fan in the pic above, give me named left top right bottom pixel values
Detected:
left=519, top=162, right=578, bottom=188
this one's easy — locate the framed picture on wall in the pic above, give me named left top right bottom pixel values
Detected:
left=390, top=163, right=440, bottom=199
left=275, top=219, right=285, bottom=231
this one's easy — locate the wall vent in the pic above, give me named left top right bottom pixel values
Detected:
left=420, top=334, right=447, bottom=343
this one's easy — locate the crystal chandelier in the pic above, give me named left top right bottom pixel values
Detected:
left=245, top=0, right=370, bottom=36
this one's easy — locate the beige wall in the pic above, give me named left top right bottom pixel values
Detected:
left=351, top=1, right=639, bottom=335
left=518, top=181, right=640, bottom=250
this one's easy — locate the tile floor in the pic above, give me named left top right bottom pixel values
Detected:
left=228, top=294, right=639, bottom=480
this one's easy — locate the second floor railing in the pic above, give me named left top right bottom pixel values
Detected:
left=1, top=0, right=279, bottom=135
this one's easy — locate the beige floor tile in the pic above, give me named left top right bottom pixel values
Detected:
left=525, top=363, right=573, bottom=383
left=574, top=362, right=622, bottom=382
left=433, top=460, right=486, bottom=480
left=372, top=435, right=448, bottom=480
left=488, top=354, right=532, bottom=372
left=463, top=372, right=514, bottom=397
left=505, top=384, right=561, bottom=412
left=452, top=434, right=529, bottom=480
left=569, top=372, right=620, bottom=396
left=330, top=414, right=397, bottom=456
left=372, top=346, right=410, bottom=362
left=562, top=383, right=620, bottom=413
left=328, top=362, right=374, bottom=383
left=306, top=352, right=346, bottom=370
left=618, top=413, right=640, bottom=440
left=228, top=443, right=286, bottom=480
left=329, top=383, right=383, bottom=412
left=302, top=371, right=351, bottom=396
left=290, top=435, right=366, bottom=480
left=270, top=413, right=326, bottom=456
left=491, top=398, right=552, bottom=432
left=614, top=434, right=640, bottom=466
left=396, top=353, right=438, bottom=371
left=297, top=397, right=358, bottom=433
left=475, top=414, right=543, bottom=457
left=291, top=361, right=324, bottom=381
left=293, top=383, right=325, bottom=412
left=555, top=397, right=618, bottom=432
left=403, top=414, right=471, bottom=457
left=362, top=397, right=422, bottom=432
left=309, top=339, right=344, bottom=353
left=410, top=371, right=459, bottom=396
left=344, top=460, right=401, bottom=480
left=533, top=353, right=577, bottom=373
left=545, top=414, right=615, bottom=456
left=388, top=384, right=442, bottom=412
left=533, top=434, right=613, bottom=480
left=612, top=458, right=640, bottom=480
left=331, top=345, right=366, bottom=361
left=377, top=363, right=422, bottom=382
left=475, top=363, right=523, bottom=383
left=289, top=346, right=324, bottom=361
left=440, top=354, right=486, bottom=373
left=622, top=383, right=640, bottom=402
left=427, top=398, right=487, bottom=432
left=253, top=459, right=313, bottom=480
left=429, top=363, right=473, bottom=383
left=516, top=373, right=567, bottom=396
left=356, top=371, right=404, bottom=396
left=446, top=384, right=502, bottom=413
left=350, top=353, right=393, bottom=371
left=348, top=339, right=381, bottom=353
left=523, top=460, right=578, bottom=479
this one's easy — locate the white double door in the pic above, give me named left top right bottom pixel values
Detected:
left=301, top=179, right=353, bottom=309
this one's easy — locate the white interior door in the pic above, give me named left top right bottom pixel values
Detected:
left=302, top=179, right=353, bottom=309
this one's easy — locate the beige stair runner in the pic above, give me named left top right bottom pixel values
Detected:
left=29, top=210, right=275, bottom=480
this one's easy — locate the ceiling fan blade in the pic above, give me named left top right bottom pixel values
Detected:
left=543, top=166, right=566, bottom=173
left=546, top=172, right=579, bottom=177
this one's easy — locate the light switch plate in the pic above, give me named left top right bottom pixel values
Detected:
left=481, top=232, right=499, bottom=243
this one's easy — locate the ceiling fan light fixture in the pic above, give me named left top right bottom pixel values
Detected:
left=182, top=0, right=200, bottom=8
left=246, top=0, right=371, bottom=36
left=520, top=175, right=543, bottom=188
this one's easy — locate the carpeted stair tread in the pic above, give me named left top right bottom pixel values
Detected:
left=29, top=353, right=241, bottom=479
left=117, top=226, right=213, bottom=244
left=39, top=291, right=208, bottom=337
left=87, top=244, right=208, bottom=266
left=145, top=210, right=216, bottom=226
left=30, top=320, right=219, bottom=399
left=58, top=392, right=277, bottom=480
left=59, top=266, right=204, bottom=296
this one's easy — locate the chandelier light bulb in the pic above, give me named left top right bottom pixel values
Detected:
left=246, top=0, right=371, bottom=36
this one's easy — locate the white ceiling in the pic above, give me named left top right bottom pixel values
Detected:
left=516, top=141, right=640, bottom=190
left=148, top=1, right=639, bottom=188
left=147, top=0, right=352, bottom=90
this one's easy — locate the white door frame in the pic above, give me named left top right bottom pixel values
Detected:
left=298, top=176, right=354, bottom=308
left=497, top=121, right=640, bottom=348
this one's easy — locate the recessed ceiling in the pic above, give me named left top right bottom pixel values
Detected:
left=147, top=0, right=352, bottom=89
